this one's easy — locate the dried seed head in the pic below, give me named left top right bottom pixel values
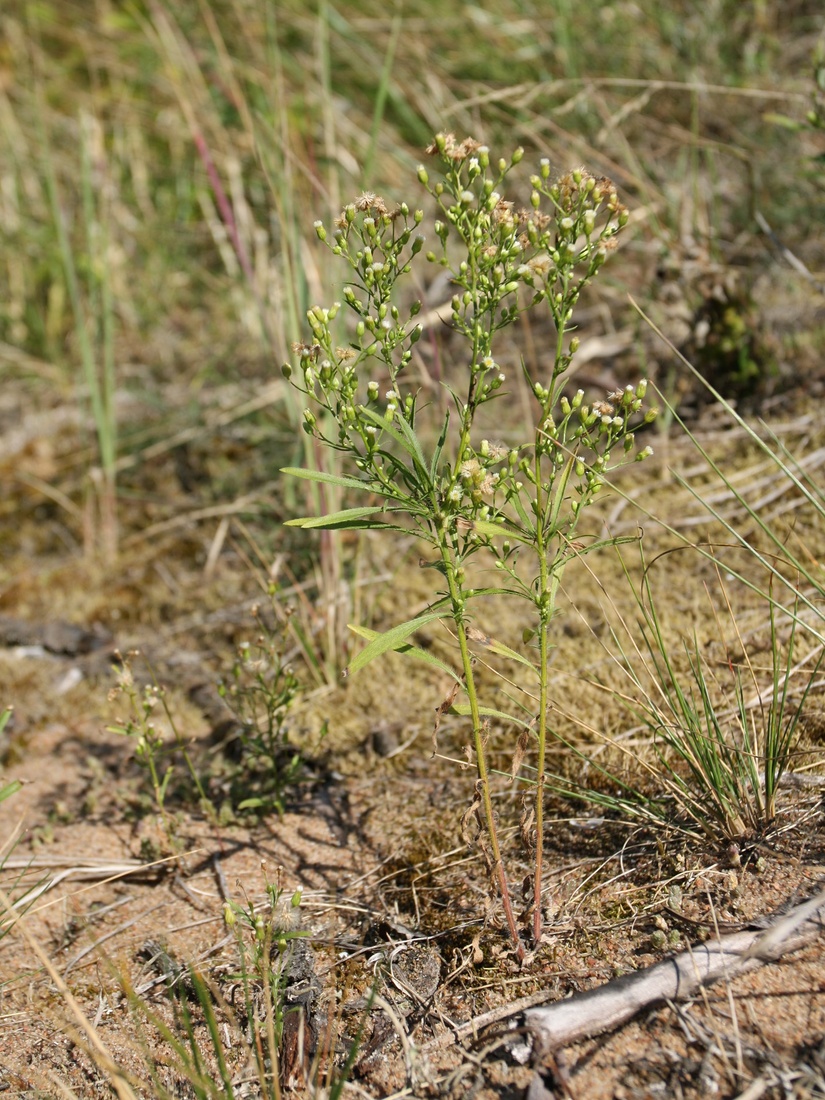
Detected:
left=353, top=191, right=388, bottom=215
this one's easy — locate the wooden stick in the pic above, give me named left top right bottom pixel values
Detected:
left=525, top=885, right=825, bottom=1055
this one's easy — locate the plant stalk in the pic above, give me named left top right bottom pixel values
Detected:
left=441, top=534, right=525, bottom=961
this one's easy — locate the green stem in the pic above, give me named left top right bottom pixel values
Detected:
left=438, top=528, right=525, bottom=961
left=529, top=313, right=571, bottom=944
left=533, top=570, right=550, bottom=944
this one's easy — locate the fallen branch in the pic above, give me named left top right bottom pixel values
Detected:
left=525, top=884, right=825, bottom=1055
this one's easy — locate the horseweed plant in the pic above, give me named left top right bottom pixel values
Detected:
left=282, top=135, right=656, bottom=958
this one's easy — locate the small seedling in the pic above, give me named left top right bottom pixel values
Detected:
left=109, top=653, right=212, bottom=841
left=218, top=594, right=309, bottom=816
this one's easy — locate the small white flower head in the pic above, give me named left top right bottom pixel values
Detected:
left=528, top=256, right=552, bottom=280
left=461, top=458, right=482, bottom=481
left=460, top=190, right=475, bottom=205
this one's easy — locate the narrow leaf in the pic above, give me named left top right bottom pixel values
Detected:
left=470, top=518, right=530, bottom=544
left=511, top=490, right=534, bottom=531
left=345, top=611, right=446, bottom=677
left=429, top=411, right=450, bottom=481
left=450, top=703, right=532, bottom=729
left=0, top=779, right=21, bottom=804
left=486, top=638, right=539, bottom=671
left=349, top=624, right=461, bottom=681
left=359, top=406, right=429, bottom=477
left=284, top=506, right=383, bottom=528
left=569, top=533, right=639, bottom=557
left=281, top=466, right=378, bottom=492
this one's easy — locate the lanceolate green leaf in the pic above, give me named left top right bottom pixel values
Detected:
left=470, top=518, right=530, bottom=544
left=568, top=533, right=639, bottom=557
left=485, top=638, right=538, bottom=671
left=281, top=466, right=378, bottom=492
left=430, top=411, right=450, bottom=482
left=284, top=506, right=385, bottom=529
left=449, top=703, right=533, bottom=729
left=345, top=611, right=447, bottom=677
left=349, top=624, right=461, bottom=681
left=359, top=406, right=430, bottom=479
left=510, top=488, right=534, bottom=532
left=459, top=585, right=524, bottom=600
left=0, top=779, right=21, bottom=804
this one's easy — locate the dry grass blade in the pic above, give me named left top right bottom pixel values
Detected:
left=2, top=852, right=192, bottom=912
left=0, top=884, right=140, bottom=1100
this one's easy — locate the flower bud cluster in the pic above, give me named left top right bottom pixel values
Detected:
left=284, top=137, right=643, bottom=568
left=447, top=440, right=514, bottom=518
left=421, top=135, right=629, bottom=347
left=529, top=381, right=657, bottom=525
left=286, top=194, right=428, bottom=465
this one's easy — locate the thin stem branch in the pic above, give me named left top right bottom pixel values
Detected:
left=440, top=531, right=525, bottom=961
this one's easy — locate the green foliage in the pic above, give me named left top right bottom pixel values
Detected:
left=222, top=873, right=308, bottom=1055
left=118, top=876, right=308, bottom=1099
left=106, top=871, right=365, bottom=1098
left=217, top=596, right=310, bottom=816
left=108, top=655, right=213, bottom=838
left=109, top=605, right=311, bottom=826
left=0, top=709, right=20, bottom=810
left=615, top=550, right=824, bottom=843
left=284, top=137, right=656, bottom=954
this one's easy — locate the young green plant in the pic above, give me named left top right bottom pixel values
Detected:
left=217, top=595, right=308, bottom=817
left=283, top=136, right=655, bottom=956
left=108, top=654, right=213, bottom=844
left=612, top=548, right=824, bottom=842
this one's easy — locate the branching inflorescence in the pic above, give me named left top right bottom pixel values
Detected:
left=283, top=134, right=656, bottom=959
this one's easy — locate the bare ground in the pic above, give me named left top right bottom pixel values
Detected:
left=2, top=369, right=825, bottom=1099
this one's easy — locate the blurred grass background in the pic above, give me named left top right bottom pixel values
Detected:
left=0, top=0, right=823, bottom=662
